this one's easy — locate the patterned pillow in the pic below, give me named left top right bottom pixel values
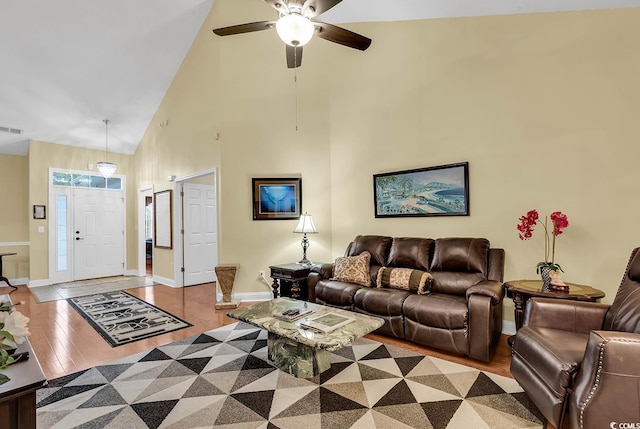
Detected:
left=331, top=251, right=372, bottom=286
left=376, top=267, right=433, bottom=295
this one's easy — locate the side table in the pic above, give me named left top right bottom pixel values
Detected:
left=269, top=263, right=311, bottom=300
left=503, top=279, right=605, bottom=346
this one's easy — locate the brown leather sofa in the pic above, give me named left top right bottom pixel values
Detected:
left=510, top=248, right=640, bottom=429
left=307, top=235, right=505, bottom=362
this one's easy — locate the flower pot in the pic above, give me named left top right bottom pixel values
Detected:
left=539, top=266, right=556, bottom=287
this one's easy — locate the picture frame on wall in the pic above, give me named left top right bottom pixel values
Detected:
left=252, top=177, right=302, bottom=220
left=373, top=162, right=469, bottom=218
left=33, top=205, right=46, bottom=219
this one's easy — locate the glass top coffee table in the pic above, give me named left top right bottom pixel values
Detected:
left=227, top=297, right=384, bottom=378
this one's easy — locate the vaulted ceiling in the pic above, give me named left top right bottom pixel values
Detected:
left=2, top=0, right=639, bottom=156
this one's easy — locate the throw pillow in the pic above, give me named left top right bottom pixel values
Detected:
left=332, top=251, right=372, bottom=287
left=376, top=267, right=433, bottom=295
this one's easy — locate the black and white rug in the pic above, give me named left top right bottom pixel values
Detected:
left=36, top=322, right=543, bottom=428
left=67, top=291, right=192, bottom=347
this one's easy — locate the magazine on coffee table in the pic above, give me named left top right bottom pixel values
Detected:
left=300, top=312, right=355, bottom=333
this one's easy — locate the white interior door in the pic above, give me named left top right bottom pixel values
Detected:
left=183, top=183, right=217, bottom=286
left=73, top=188, right=125, bottom=280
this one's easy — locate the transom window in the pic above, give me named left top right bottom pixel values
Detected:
left=52, top=171, right=122, bottom=190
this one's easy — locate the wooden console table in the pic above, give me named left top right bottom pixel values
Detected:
left=0, top=295, right=47, bottom=429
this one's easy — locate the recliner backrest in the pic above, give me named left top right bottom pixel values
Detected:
left=386, top=237, right=434, bottom=271
left=430, top=237, right=490, bottom=295
left=604, top=247, right=640, bottom=333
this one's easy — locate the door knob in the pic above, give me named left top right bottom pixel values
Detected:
left=75, top=237, right=84, bottom=240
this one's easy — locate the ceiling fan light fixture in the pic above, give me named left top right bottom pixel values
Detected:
left=276, top=13, right=314, bottom=47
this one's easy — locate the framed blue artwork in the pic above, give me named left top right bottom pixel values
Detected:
left=252, top=177, right=302, bottom=220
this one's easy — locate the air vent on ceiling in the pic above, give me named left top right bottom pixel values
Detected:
left=0, top=126, right=24, bottom=135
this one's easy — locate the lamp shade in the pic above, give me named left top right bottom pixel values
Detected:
left=276, top=13, right=315, bottom=47
left=294, top=213, right=317, bottom=234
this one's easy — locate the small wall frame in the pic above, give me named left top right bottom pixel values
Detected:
left=33, top=205, right=46, bottom=219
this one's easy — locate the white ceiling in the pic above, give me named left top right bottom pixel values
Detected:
left=2, top=0, right=639, bottom=156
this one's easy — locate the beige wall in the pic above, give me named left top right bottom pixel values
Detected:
left=326, top=10, right=640, bottom=318
left=0, top=154, right=29, bottom=279
left=136, top=3, right=637, bottom=319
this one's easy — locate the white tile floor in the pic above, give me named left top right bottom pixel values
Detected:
left=29, top=276, right=155, bottom=302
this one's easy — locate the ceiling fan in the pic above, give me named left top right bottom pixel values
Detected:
left=212, top=0, right=372, bottom=68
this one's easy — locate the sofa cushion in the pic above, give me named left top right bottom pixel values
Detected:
left=332, top=251, right=371, bottom=287
left=403, top=293, right=468, bottom=330
left=387, top=237, right=434, bottom=271
left=376, top=267, right=433, bottom=295
left=354, top=287, right=410, bottom=317
left=430, top=237, right=490, bottom=295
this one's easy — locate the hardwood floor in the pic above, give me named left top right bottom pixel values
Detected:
left=6, top=282, right=514, bottom=381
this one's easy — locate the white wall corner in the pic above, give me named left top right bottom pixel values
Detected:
left=502, top=320, right=516, bottom=336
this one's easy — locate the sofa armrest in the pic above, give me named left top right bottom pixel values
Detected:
left=466, top=280, right=504, bottom=306
left=523, top=297, right=610, bottom=334
left=311, top=263, right=334, bottom=279
left=570, top=331, right=640, bottom=428
left=307, top=263, right=334, bottom=303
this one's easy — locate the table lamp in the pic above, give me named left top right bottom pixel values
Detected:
left=293, top=213, right=317, bottom=265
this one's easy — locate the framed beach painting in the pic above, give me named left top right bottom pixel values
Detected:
left=373, top=162, right=469, bottom=218
left=252, top=177, right=302, bottom=220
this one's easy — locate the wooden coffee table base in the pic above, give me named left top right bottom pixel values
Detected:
left=268, top=332, right=331, bottom=378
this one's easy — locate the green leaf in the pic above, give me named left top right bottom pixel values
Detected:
left=0, top=373, right=10, bottom=385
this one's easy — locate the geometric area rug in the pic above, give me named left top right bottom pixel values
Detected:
left=36, top=322, right=544, bottom=429
left=67, top=291, right=192, bottom=347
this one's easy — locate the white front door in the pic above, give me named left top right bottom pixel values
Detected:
left=73, top=188, right=125, bottom=280
left=182, top=183, right=217, bottom=286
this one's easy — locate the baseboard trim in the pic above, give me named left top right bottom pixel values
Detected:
left=1, top=278, right=29, bottom=288
left=29, top=279, right=51, bottom=288
left=217, top=291, right=273, bottom=303
left=125, top=269, right=138, bottom=276
left=153, top=275, right=176, bottom=288
left=502, top=320, right=516, bottom=335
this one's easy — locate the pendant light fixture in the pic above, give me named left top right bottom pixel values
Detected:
left=97, top=119, right=117, bottom=179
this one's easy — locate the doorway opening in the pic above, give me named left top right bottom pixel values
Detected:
left=173, top=169, right=218, bottom=287
left=137, top=185, right=154, bottom=279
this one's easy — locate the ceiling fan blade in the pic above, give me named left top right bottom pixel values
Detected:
left=286, top=45, right=303, bottom=68
left=302, top=0, right=344, bottom=18
left=314, top=22, right=372, bottom=51
left=212, top=21, right=274, bottom=36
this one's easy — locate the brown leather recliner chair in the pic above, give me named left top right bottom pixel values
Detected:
left=510, top=248, right=640, bottom=429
